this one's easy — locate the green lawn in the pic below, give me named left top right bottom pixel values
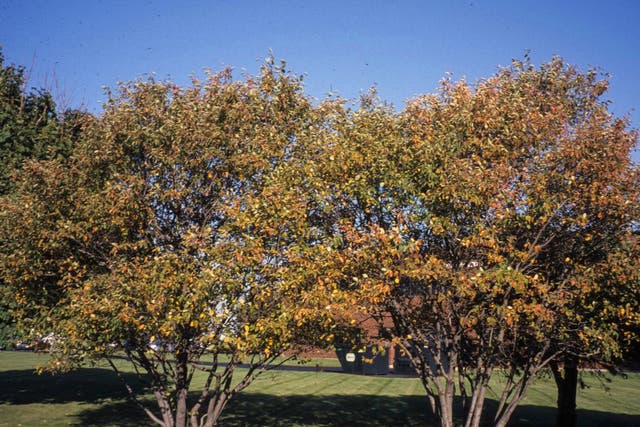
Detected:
left=0, top=351, right=638, bottom=426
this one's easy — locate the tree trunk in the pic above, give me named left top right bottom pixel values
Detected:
left=465, top=383, right=488, bottom=427
left=552, top=356, right=578, bottom=427
left=204, top=391, right=229, bottom=427
left=175, top=386, right=188, bottom=427
left=494, top=368, right=537, bottom=427
left=438, top=398, right=454, bottom=427
left=175, top=348, right=190, bottom=427
left=436, top=377, right=456, bottom=427
left=494, top=398, right=521, bottom=427
left=153, top=390, right=174, bottom=427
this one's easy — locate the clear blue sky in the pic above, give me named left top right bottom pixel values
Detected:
left=1, top=0, right=639, bottom=127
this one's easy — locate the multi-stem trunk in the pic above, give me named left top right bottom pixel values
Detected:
left=428, top=352, right=458, bottom=427
left=463, top=369, right=492, bottom=427
left=410, top=345, right=457, bottom=427
left=493, top=365, right=538, bottom=427
left=205, top=390, right=231, bottom=427
left=438, top=376, right=456, bottom=427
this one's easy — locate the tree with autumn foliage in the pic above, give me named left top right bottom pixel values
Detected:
left=326, top=58, right=640, bottom=427
left=0, top=60, right=336, bottom=427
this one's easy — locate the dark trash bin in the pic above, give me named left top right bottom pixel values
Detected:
left=335, top=344, right=389, bottom=375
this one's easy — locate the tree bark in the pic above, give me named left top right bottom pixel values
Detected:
left=434, top=375, right=456, bottom=427
left=153, top=390, right=174, bottom=427
left=494, top=368, right=536, bottom=427
left=438, top=395, right=454, bottom=427
left=465, top=382, right=488, bottom=427
left=204, top=391, right=229, bottom=427
left=174, top=346, right=190, bottom=427
left=552, top=356, right=578, bottom=427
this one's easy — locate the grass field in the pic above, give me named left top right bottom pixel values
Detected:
left=0, top=351, right=639, bottom=426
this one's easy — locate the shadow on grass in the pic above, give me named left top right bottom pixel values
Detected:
left=74, top=392, right=640, bottom=427
left=2, top=368, right=638, bottom=426
left=74, top=393, right=433, bottom=427
left=221, top=393, right=433, bottom=426
left=73, top=399, right=151, bottom=427
left=0, top=367, right=148, bottom=405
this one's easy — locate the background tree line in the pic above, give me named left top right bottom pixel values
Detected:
left=0, top=51, right=638, bottom=427
left=0, top=49, right=87, bottom=350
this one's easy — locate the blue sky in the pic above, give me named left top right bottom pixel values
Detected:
left=1, top=0, right=639, bottom=127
